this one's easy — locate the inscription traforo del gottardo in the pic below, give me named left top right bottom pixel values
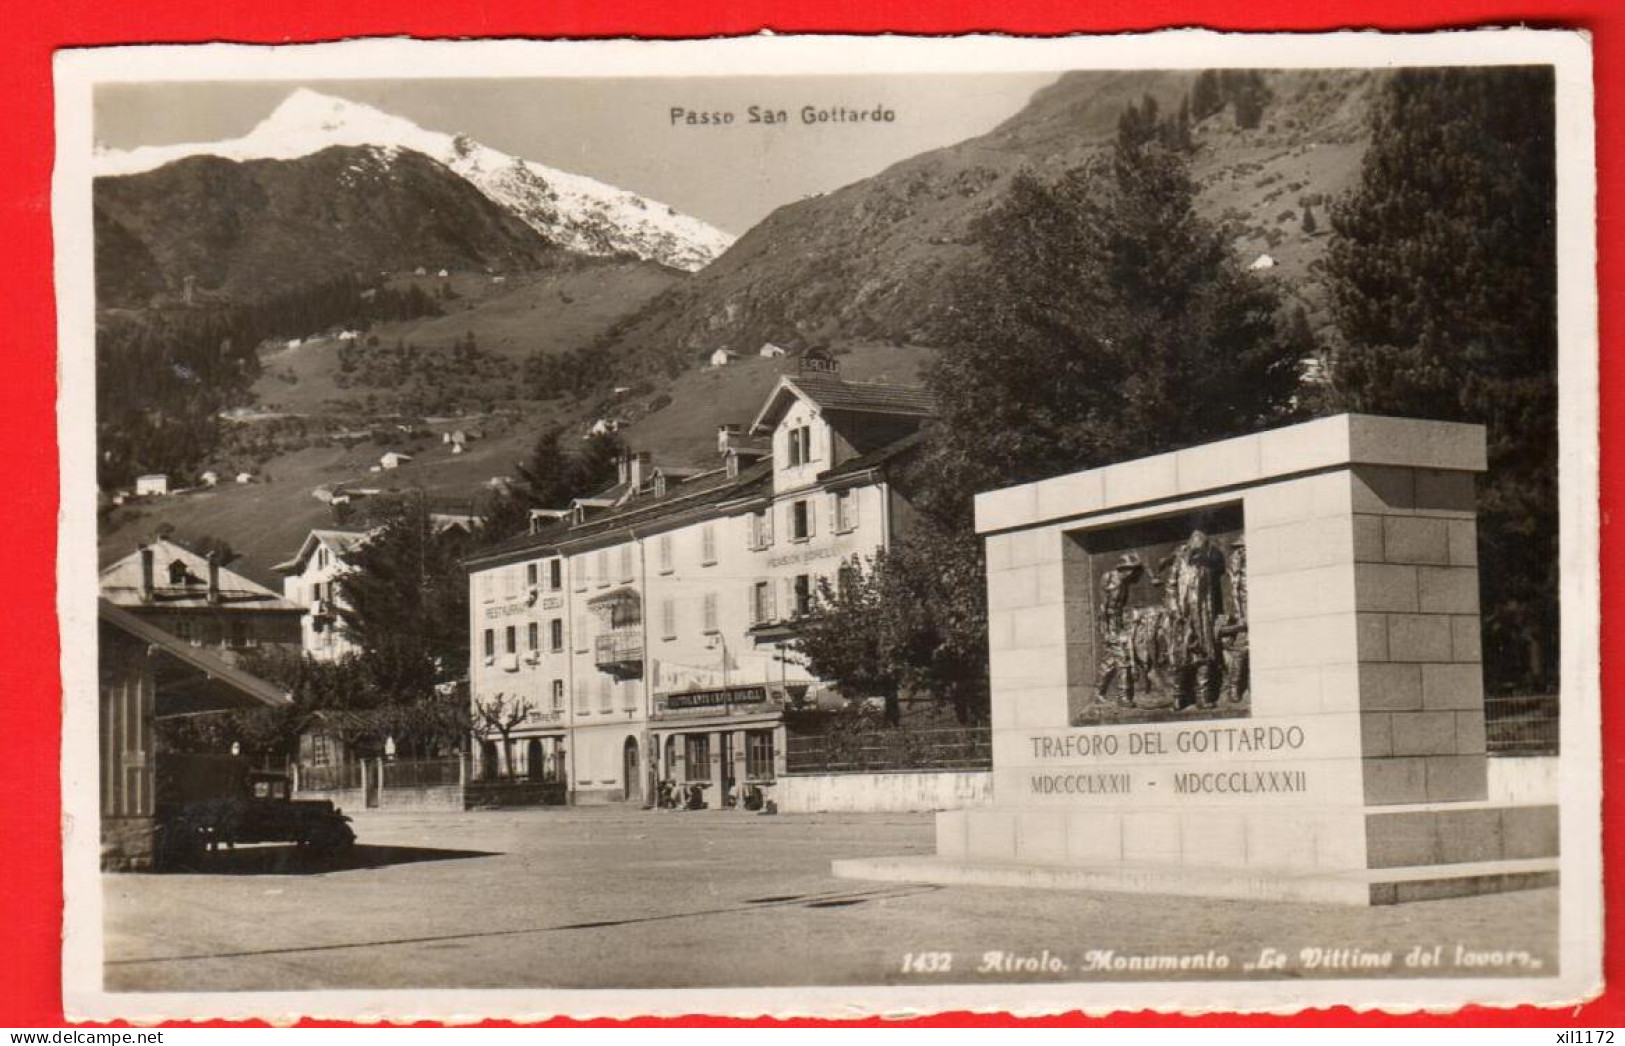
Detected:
left=1028, top=724, right=1306, bottom=760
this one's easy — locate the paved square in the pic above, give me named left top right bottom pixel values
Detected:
left=104, top=808, right=1556, bottom=991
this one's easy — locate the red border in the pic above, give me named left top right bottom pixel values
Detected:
left=2, top=0, right=1616, bottom=1028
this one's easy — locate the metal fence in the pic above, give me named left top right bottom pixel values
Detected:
left=381, top=757, right=462, bottom=789
left=786, top=726, right=993, bottom=775
left=1484, top=693, right=1560, bottom=756
left=298, top=761, right=362, bottom=792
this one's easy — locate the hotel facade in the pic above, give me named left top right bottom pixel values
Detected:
left=464, top=367, right=934, bottom=806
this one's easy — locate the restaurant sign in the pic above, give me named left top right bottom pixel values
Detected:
left=662, top=685, right=770, bottom=712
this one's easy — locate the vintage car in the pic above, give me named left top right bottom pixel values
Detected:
left=154, top=754, right=355, bottom=868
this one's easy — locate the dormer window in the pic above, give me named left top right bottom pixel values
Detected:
left=167, top=559, right=191, bottom=586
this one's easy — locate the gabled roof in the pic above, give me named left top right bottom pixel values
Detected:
left=100, top=599, right=292, bottom=715
left=271, top=528, right=374, bottom=575
left=818, top=428, right=928, bottom=484
left=750, top=374, right=938, bottom=434
left=100, top=538, right=302, bottom=612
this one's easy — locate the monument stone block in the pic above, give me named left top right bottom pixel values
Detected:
left=835, top=415, right=1558, bottom=905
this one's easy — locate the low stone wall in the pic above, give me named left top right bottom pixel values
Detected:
left=381, top=784, right=464, bottom=810
left=774, top=771, right=993, bottom=813
left=465, top=780, right=567, bottom=809
left=1486, top=755, right=1559, bottom=805
left=295, top=784, right=464, bottom=812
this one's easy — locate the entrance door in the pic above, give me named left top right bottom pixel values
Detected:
left=364, top=759, right=380, bottom=808
left=527, top=738, right=544, bottom=781
left=622, top=737, right=640, bottom=803
left=720, top=733, right=736, bottom=807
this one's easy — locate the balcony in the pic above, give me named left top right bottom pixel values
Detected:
left=594, top=629, right=644, bottom=680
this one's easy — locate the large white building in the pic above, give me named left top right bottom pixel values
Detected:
left=464, top=367, right=935, bottom=806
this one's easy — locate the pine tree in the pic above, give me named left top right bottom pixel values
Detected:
left=1301, top=204, right=1318, bottom=235
left=479, top=427, right=628, bottom=542
left=338, top=494, right=475, bottom=696
left=1322, top=66, right=1558, bottom=690
left=1191, top=69, right=1224, bottom=121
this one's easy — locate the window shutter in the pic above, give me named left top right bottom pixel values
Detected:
left=806, top=497, right=817, bottom=536
left=764, top=507, right=775, bottom=544
left=767, top=582, right=778, bottom=623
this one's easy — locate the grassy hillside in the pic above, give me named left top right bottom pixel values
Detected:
left=573, top=68, right=1379, bottom=376
left=251, top=256, right=681, bottom=416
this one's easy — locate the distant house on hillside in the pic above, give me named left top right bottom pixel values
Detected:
left=235, top=471, right=254, bottom=485
left=588, top=418, right=622, bottom=437
left=709, top=348, right=740, bottom=368
left=1249, top=253, right=1277, bottom=271
left=135, top=474, right=169, bottom=497
left=380, top=451, right=413, bottom=470
left=758, top=342, right=788, bottom=358
left=199, top=470, right=220, bottom=488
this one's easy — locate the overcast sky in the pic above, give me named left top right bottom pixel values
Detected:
left=95, top=74, right=1058, bottom=234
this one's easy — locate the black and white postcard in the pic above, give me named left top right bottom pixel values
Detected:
left=54, top=30, right=1600, bottom=1021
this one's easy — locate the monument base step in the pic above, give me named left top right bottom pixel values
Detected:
left=830, top=854, right=1558, bottom=906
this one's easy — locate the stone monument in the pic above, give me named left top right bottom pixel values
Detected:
left=835, top=414, right=1558, bottom=904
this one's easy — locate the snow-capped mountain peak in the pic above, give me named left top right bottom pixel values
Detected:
left=94, top=89, right=734, bottom=272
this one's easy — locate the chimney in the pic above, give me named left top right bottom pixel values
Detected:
left=138, top=546, right=155, bottom=603
left=206, top=553, right=221, bottom=605
left=628, top=451, right=651, bottom=491
left=717, top=423, right=742, bottom=456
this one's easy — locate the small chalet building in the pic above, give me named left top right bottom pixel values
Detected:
left=272, top=528, right=373, bottom=662
left=134, top=474, right=169, bottom=497
left=380, top=451, right=413, bottom=470
left=758, top=342, right=788, bottom=358
left=709, top=348, right=740, bottom=368
left=200, top=470, right=220, bottom=488
left=464, top=361, right=936, bottom=807
left=99, top=539, right=304, bottom=663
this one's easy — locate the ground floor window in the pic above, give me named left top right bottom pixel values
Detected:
left=685, top=734, right=711, bottom=782
left=746, top=730, right=775, bottom=781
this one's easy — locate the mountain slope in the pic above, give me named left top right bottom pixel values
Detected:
left=95, top=88, right=733, bottom=272
left=94, top=144, right=562, bottom=306
left=578, top=68, right=1381, bottom=374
